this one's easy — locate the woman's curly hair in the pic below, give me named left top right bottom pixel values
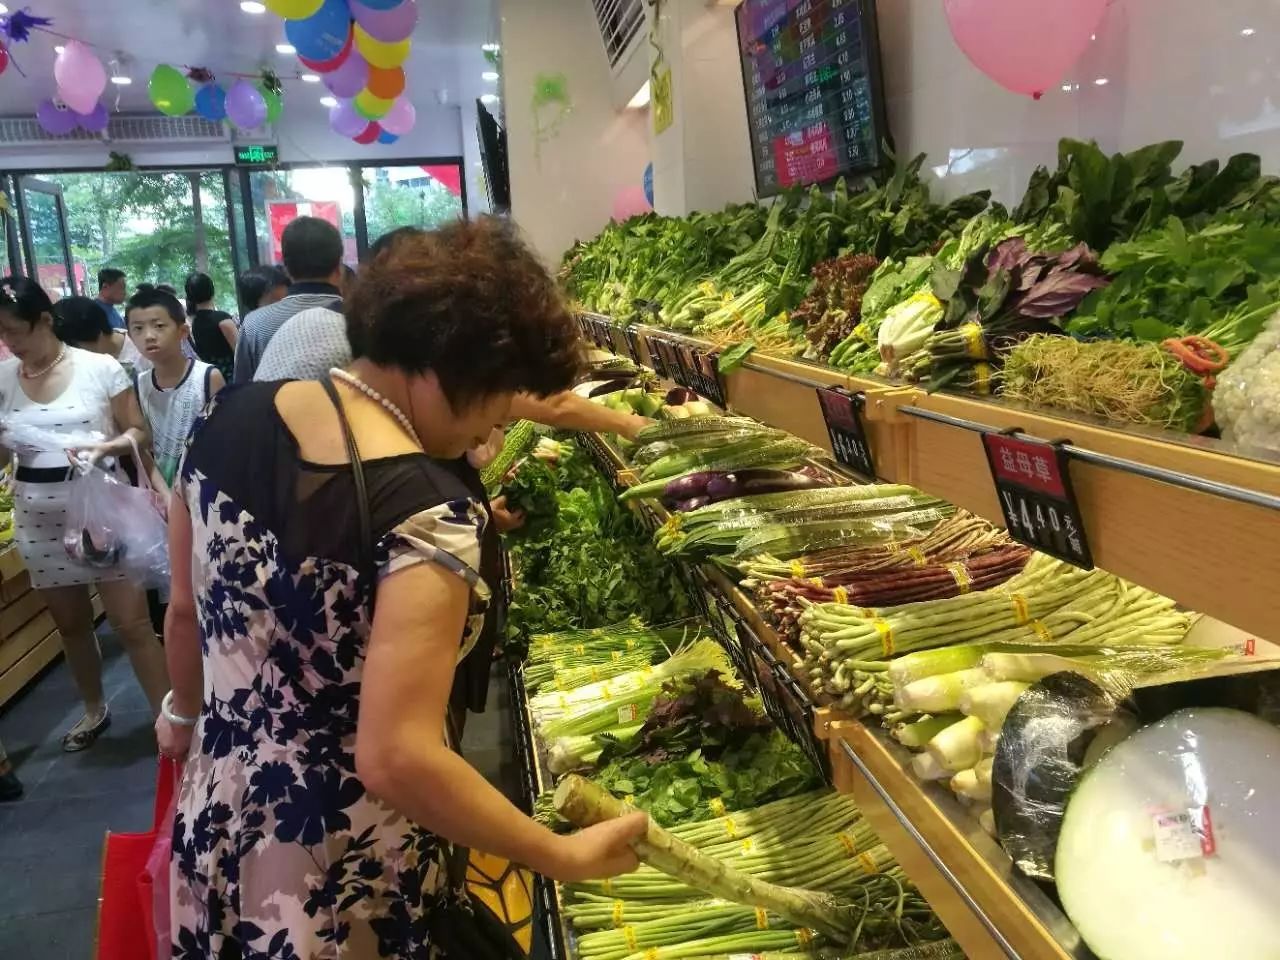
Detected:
left=347, top=218, right=582, bottom=409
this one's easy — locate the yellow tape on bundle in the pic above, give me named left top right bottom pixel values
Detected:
left=1009, top=594, right=1030, bottom=625
left=873, top=619, right=895, bottom=656
left=709, top=797, right=728, bottom=818
left=1030, top=619, right=1054, bottom=643
left=960, top=322, right=985, bottom=359
left=790, top=559, right=806, bottom=578
left=755, top=907, right=770, bottom=930
left=573, top=644, right=586, bottom=655
left=795, top=929, right=815, bottom=946
left=612, top=901, right=625, bottom=927
left=611, top=650, right=623, bottom=662
left=723, top=817, right=739, bottom=839
left=602, top=878, right=613, bottom=894
left=600, top=682, right=614, bottom=700
left=837, top=832, right=857, bottom=856
left=624, top=926, right=639, bottom=951
left=625, top=637, right=637, bottom=649
left=741, top=836, right=755, bottom=854
left=644, top=949, right=661, bottom=960
left=833, top=586, right=850, bottom=605
left=907, top=547, right=928, bottom=567
left=858, top=850, right=880, bottom=874
left=947, top=562, right=972, bottom=594
left=808, top=577, right=824, bottom=587
left=973, top=362, right=993, bottom=395
left=624, top=795, right=635, bottom=806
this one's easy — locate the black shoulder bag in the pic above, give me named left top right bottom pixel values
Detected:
left=321, top=378, right=528, bottom=960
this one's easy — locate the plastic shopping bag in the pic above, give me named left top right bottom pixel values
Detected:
left=63, top=460, right=169, bottom=588
left=0, top=419, right=104, bottom=458
left=140, top=759, right=180, bottom=960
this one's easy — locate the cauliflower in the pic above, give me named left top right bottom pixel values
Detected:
left=1214, top=308, right=1280, bottom=453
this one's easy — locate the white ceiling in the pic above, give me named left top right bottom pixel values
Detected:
left=0, top=0, right=498, bottom=115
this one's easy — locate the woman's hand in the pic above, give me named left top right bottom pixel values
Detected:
left=542, top=812, right=649, bottom=882
left=619, top=414, right=655, bottom=442
left=490, top=495, right=526, bottom=533
left=155, top=712, right=195, bottom=761
left=66, top=443, right=111, bottom=469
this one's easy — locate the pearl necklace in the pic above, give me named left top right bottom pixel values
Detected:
left=329, top=368, right=421, bottom=446
left=21, top=344, right=66, bottom=380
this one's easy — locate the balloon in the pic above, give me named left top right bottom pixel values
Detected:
left=286, top=0, right=354, bottom=63
left=377, top=130, right=400, bottom=144
left=148, top=64, right=194, bottom=116
left=54, top=41, right=107, bottom=115
left=366, top=65, right=405, bottom=100
left=36, top=98, right=79, bottom=136
left=943, top=0, right=1109, bottom=97
left=261, top=87, right=283, bottom=125
left=329, top=99, right=367, bottom=138
left=77, top=102, right=109, bottom=133
left=353, top=24, right=411, bottom=69
left=643, top=163, right=654, bottom=207
left=0, top=46, right=9, bottom=77
left=195, top=84, right=227, bottom=122
left=351, top=0, right=418, bottom=43
left=353, top=121, right=382, bottom=145
left=265, top=0, right=323, bottom=16
left=380, top=97, right=415, bottom=135
left=298, top=24, right=353, bottom=73
left=351, top=0, right=402, bottom=9
left=323, top=51, right=369, bottom=98
left=225, top=80, right=268, bottom=129
left=353, top=88, right=393, bottom=120
left=612, top=185, right=652, bottom=222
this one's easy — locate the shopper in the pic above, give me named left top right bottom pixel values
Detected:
left=52, top=295, right=150, bottom=376
left=155, top=219, right=645, bottom=958
left=184, top=272, right=237, bottom=381
left=233, top=216, right=344, bottom=384
left=127, top=287, right=223, bottom=491
left=0, top=277, right=169, bottom=751
left=95, top=267, right=128, bottom=330
left=0, top=737, right=21, bottom=801
left=235, top=265, right=290, bottom=315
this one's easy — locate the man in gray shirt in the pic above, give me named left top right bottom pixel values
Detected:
left=232, top=216, right=346, bottom=384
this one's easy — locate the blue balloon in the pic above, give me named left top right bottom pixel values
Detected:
left=194, top=84, right=227, bottom=122
left=285, top=0, right=352, bottom=62
left=377, top=130, right=400, bottom=144
left=643, top=163, right=654, bottom=207
left=356, top=0, right=404, bottom=8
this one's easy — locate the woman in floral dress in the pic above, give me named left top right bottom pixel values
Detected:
left=155, top=220, right=646, bottom=959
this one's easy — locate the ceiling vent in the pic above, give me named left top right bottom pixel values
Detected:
left=0, top=113, right=231, bottom=147
left=591, top=0, right=645, bottom=67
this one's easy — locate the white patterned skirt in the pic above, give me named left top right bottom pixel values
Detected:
left=14, top=475, right=123, bottom=590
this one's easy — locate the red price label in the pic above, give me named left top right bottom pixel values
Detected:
left=982, top=432, right=1092, bottom=569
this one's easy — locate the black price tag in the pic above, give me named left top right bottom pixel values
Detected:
left=644, top=335, right=670, bottom=379
left=660, top=339, right=688, bottom=387
left=689, top=347, right=728, bottom=407
left=623, top=325, right=645, bottom=365
left=982, top=431, right=1093, bottom=569
left=816, top=387, right=875, bottom=478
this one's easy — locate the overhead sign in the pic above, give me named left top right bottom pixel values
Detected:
left=234, top=144, right=280, bottom=166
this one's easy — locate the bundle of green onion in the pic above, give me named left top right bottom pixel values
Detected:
left=524, top=619, right=690, bottom=693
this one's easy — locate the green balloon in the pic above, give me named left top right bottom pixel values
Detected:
left=260, top=87, right=282, bottom=125
left=149, top=64, right=194, bottom=117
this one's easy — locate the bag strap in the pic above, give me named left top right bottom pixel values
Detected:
left=321, top=377, right=377, bottom=617
left=202, top=364, right=214, bottom=406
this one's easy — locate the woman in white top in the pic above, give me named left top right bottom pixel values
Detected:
left=0, top=278, right=169, bottom=751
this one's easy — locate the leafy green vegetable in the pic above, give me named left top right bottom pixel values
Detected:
left=502, top=458, right=559, bottom=540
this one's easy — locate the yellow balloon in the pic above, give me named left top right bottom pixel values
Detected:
left=354, top=24, right=411, bottom=70
left=265, top=0, right=323, bottom=17
left=354, top=88, right=394, bottom=119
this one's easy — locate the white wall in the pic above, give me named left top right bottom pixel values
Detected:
left=498, top=0, right=651, bottom=264
left=878, top=0, right=1280, bottom=204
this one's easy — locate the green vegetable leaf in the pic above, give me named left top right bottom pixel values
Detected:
left=1131, top=315, right=1178, bottom=341
left=718, top=340, right=757, bottom=374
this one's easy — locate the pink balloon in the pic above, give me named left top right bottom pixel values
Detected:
left=612, top=185, right=652, bottom=222
left=350, top=0, right=418, bottom=43
left=54, top=41, right=108, bottom=115
left=324, top=51, right=370, bottom=98
left=380, top=97, right=415, bottom=135
left=225, top=80, right=268, bottom=129
left=36, top=98, right=79, bottom=136
left=77, top=102, right=109, bottom=133
left=943, top=0, right=1108, bottom=97
left=329, top=99, right=367, bottom=137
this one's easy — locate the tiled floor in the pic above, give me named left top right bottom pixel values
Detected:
left=0, top=639, right=523, bottom=959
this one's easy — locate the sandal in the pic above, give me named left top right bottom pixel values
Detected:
left=62, top=708, right=112, bottom=753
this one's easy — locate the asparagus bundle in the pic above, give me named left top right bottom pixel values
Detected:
left=524, top=618, right=679, bottom=692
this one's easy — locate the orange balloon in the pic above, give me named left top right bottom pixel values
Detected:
left=367, top=65, right=405, bottom=100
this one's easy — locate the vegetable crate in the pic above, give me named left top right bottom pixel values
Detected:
left=746, top=631, right=832, bottom=783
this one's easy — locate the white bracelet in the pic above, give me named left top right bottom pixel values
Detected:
left=161, top=690, right=199, bottom=727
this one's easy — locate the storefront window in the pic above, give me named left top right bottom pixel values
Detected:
left=247, top=166, right=359, bottom=269
left=362, top=164, right=465, bottom=243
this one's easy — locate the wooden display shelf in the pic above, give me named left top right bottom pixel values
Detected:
left=605, top=323, right=1280, bottom=641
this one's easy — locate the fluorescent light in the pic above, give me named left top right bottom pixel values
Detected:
left=482, top=42, right=500, bottom=53
left=1060, top=83, right=1073, bottom=93
left=627, top=80, right=651, bottom=109
left=1241, top=27, right=1257, bottom=36
left=0, top=4, right=9, bottom=13
left=1094, top=77, right=1109, bottom=86
left=110, top=76, right=132, bottom=85
left=320, top=95, right=338, bottom=108
left=276, top=43, right=297, bottom=54
left=481, top=71, right=499, bottom=82
left=54, top=44, right=65, bottom=54
left=480, top=93, right=499, bottom=105
left=240, top=1, right=267, bottom=13
left=301, top=73, right=321, bottom=83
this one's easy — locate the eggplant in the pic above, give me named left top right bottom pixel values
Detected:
left=705, top=468, right=827, bottom=502
left=663, top=471, right=715, bottom=501
left=674, top=496, right=712, bottom=512
left=705, top=473, right=740, bottom=501
left=587, top=379, right=636, bottom=398
left=665, top=387, right=696, bottom=405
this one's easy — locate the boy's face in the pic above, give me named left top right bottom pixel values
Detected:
left=127, top=306, right=187, bottom=360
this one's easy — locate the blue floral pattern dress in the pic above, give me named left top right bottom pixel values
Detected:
left=170, top=383, right=491, bottom=960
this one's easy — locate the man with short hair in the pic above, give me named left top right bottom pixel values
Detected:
left=95, top=267, right=128, bottom=330
left=232, top=216, right=345, bottom=384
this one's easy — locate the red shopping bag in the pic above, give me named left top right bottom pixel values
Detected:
left=96, top=756, right=180, bottom=960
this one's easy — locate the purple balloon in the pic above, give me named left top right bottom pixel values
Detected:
left=36, top=98, right=79, bottom=136
left=324, top=51, right=369, bottom=98
left=77, top=102, right=109, bottom=133
left=350, top=0, right=418, bottom=43
left=329, top=99, right=367, bottom=138
left=226, top=80, right=268, bottom=129
left=380, top=97, right=416, bottom=135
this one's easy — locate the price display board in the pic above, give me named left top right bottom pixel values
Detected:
left=816, top=386, right=875, bottom=478
left=735, top=0, right=888, bottom=196
left=982, top=431, right=1094, bottom=569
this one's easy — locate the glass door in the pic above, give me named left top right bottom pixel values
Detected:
left=17, top=177, right=76, bottom=302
